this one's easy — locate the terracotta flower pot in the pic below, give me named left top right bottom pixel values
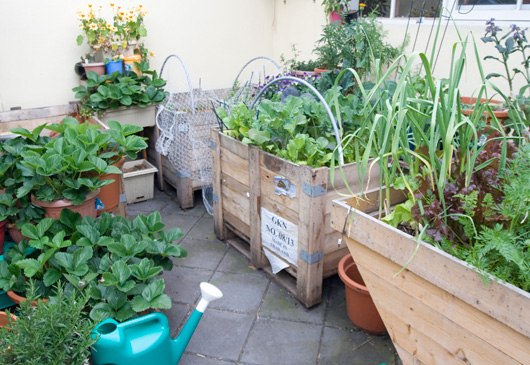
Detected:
left=460, top=96, right=509, bottom=122
left=31, top=189, right=100, bottom=220
left=7, top=290, right=48, bottom=306
left=82, top=62, right=106, bottom=76
left=338, top=253, right=386, bottom=335
left=96, top=158, right=125, bottom=216
left=0, top=311, right=17, bottom=328
left=313, top=67, right=331, bottom=76
left=6, top=223, right=29, bottom=244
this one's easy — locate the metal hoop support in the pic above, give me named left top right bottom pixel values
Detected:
left=250, top=75, right=344, bottom=165
left=159, top=54, right=196, bottom=113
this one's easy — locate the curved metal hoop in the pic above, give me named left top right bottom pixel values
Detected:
left=250, top=76, right=344, bottom=165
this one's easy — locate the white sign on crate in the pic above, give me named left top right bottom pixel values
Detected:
left=261, top=207, right=298, bottom=266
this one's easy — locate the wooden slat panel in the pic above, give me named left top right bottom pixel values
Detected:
left=354, top=247, right=525, bottom=364
left=220, top=147, right=250, bottom=187
left=218, top=131, right=249, bottom=159
left=348, top=238, right=530, bottom=364
left=259, top=166, right=300, bottom=213
left=224, top=211, right=250, bottom=241
left=222, top=176, right=250, bottom=222
left=0, top=104, right=76, bottom=123
left=377, top=305, right=467, bottom=365
left=331, top=196, right=530, bottom=340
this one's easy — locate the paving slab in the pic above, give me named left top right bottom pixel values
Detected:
left=179, top=353, right=235, bottom=365
left=162, top=266, right=215, bottom=305
left=216, top=247, right=263, bottom=277
left=185, top=309, right=255, bottom=361
left=241, top=317, right=322, bottom=365
left=186, top=216, right=218, bottom=241
left=176, top=238, right=228, bottom=271
left=161, top=302, right=192, bottom=337
left=259, top=281, right=326, bottom=324
left=208, top=271, right=270, bottom=314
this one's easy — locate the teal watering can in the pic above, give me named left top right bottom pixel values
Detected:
left=91, top=282, right=223, bottom=364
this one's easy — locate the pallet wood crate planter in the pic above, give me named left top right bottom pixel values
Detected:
left=330, top=189, right=530, bottom=364
left=123, top=159, right=158, bottom=204
left=0, top=104, right=77, bottom=135
left=211, top=127, right=380, bottom=308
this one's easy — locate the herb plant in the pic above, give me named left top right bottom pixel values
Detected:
left=0, top=282, right=96, bottom=365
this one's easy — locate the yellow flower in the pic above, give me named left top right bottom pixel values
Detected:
left=79, top=12, right=88, bottom=20
left=140, top=10, right=147, bottom=17
left=111, top=26, right=118, bottom=32
left=89, top=22, right=97, bottom=30
left=359, top=3, right=366, bottom=7
left=109, top=2, right=116, bottom=8
left=87, top=3, right=93, bottom=9
left=118, top=10, right=126, bottom=17
left=106, top=23, right=112, bottom=29
left=149, top=51, right=155, bottom=57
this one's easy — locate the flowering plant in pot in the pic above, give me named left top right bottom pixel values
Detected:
left=76, top=3, right=152, bottom=66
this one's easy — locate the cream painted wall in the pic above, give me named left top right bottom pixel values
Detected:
left=0, top=0, right=274, bottom=111
left=0, top=1, right=524, bottom=112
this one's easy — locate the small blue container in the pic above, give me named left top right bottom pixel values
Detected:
left=106, top=60, right=123, bottom=75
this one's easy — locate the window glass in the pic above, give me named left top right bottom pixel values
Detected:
left=457, top=0, right=517, bottom=4
left=363, top=0, right=441, bottom=17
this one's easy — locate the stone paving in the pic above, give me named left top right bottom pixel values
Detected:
left=127, top=188, right=401, bottom=365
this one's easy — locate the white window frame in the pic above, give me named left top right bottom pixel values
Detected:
left=383, top=0, right=530, bottom=20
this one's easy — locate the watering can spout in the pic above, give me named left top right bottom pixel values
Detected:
left=171, top=282, right=223, bottom=362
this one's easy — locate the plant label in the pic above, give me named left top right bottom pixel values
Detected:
left=261, top=207, right=298, bottom=266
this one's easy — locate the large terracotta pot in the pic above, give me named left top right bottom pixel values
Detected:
left=338, top=253, right=386, bottom=335
left=31, top=189, right=100, bottom=219
left=313, top=67, right=331, bottom=76
left=0, top=311, right=16, bottom=328
left=96, top=158, right=125, bottom=215
left=7, top=290, right=48, bottom=306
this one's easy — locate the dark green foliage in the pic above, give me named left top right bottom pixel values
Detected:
left=0, top=283, right=96, bottom=365
left=73, top=61, right=168, bottom=117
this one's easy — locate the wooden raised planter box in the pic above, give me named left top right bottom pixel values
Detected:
left=211, top=127, right=380, bottom=307
left=330, top=189, right=530, bottom=364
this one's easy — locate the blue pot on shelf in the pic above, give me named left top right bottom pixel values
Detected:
left=106, top=60, right=123, bottom=75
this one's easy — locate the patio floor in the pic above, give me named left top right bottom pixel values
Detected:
left=127, top=187, right=401, bottom=365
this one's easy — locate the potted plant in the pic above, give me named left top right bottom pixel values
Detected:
left=73, top=61, right=168, bottom=127
left=0, top=134, right=46, bottom=243
left=0, top=209, right=187, bottom=322
left=329, top=30, right=530, bottom=362
left=321, top=0, right=346, bottom=23
left=0, top=282, right=96, bottom=363
left=313, top=11, right=399, bottom=78
left=76, top=3, right=152, bottom=75
left=10, top=123, right=119, bottom=219
left=46, top=117, right=148, bottom=214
